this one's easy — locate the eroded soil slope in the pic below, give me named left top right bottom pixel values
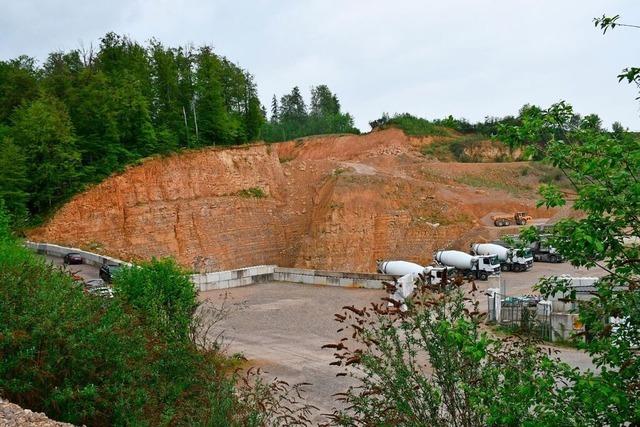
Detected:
left=29, top=129, right=557, bottom=272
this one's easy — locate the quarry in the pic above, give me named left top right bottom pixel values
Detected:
left=23, top=127, right=609, bottom=420
left=28, top=128, right=563, bottom=273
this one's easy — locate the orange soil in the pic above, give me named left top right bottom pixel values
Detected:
left=28, top=129, right=557, bottom=272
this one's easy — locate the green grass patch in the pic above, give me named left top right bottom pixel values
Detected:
left=381, top=113, right=451, bottom=137
left=237, top=187, right=267, bottom=198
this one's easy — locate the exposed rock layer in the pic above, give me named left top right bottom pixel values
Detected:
left=29, top=129, right=556, bottom=272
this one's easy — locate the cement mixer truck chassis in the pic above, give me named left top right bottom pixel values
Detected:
left=434, top=250, right=500, bottom=281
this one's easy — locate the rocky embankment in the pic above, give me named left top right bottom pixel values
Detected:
left=0, top=399, right=73, bottom=427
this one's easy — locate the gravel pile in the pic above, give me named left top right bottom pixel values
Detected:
left=0, top=398, right=74, bottom=427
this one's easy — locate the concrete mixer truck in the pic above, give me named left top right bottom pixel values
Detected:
left=471, top=243, right=533, bottom=272
left=434, top=250, right=500, bottom=281
left=377, top=260, right=454, bottom=285
left=495, top=234, right=563, bottom=263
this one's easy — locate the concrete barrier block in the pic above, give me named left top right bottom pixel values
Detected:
left=339, top=278, right=353, bottom=287
left=326, top=276, right=340, bottom=286
left=366, top=280, right=384, bottom=289
left=314, top=276, right=327, bottom=285
left=289, top=274, right=302, bottom=283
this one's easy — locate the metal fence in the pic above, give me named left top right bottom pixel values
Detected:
left=491, top=293, right=552, bottom=341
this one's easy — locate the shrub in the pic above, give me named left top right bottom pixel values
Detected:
left=237, top=187, right=267, bottom=198
left=374, top=113, right=450, bottom=137
left=326, top=279, right=578, bottom=426
left=0, top=222, right=311, bottom=425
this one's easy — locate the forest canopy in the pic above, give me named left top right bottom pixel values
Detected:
left=0, top=33, right=358, bottom=224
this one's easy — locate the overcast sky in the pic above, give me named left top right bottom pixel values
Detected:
left=1, top=0, right=639, bottom=131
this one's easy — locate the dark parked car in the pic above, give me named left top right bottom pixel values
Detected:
left=99, top=264, right=122, bottom=283
left=63, top=252, right=84, bottom=265
left=84, top=278, right=106, bottom=290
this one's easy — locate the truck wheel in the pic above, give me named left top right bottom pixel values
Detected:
left=501, top=264, right=509, bottom=272
left=504, top=220, right=512, bottom=226
left=479, top=272, right=488, bottom=281
left=549, top=254, right=558, bottom=263
left=494, top=220, right=501, bottom=227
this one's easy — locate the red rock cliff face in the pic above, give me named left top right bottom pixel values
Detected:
left=29, top=129, right=556, bottom=272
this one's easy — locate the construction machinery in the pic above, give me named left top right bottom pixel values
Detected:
left=434, top=250, right=500, bottom=281
left=471, top=243, right=533, bottom=272
left=492, top=211, right=532, bottom=227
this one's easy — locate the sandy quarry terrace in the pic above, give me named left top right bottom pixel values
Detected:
left=199, top=262, right=605, bottom=422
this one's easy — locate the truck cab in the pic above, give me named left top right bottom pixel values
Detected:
left=530, top=240, right=563, bottom=263
left=507, top=247, right=534, bottom=271
left=425, top=266, right=455, bottom=285
left=463, top=255, right=501, bottom=280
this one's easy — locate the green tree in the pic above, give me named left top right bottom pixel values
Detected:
left=0, top=137, right=29, bottom=221
left=11, top=95, right=80, bottom=214
left=0, top=56, right=40, bottom=124
left=270, top=94, right=279, bottom=123
left=502, top=102, right=640, bottom=425
left=310, top=84, right=340, bottom=117
left=279, top=86, right=308, bottom=138
left=194, top=47, right=233, bottom=145
left=114, top=258, right=198, bottom=341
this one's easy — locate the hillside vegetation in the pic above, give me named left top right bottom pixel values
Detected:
left=0, top=33, right=358, bottom=225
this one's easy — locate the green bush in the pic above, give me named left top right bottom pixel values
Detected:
left=0, top=226, right=300, bottom=425
left=115, top=258, right=197, bottom=341
left=374, top=113, right=450, bottom=137
left=237, top=187, right=267, bottom=198
left=327, top=281, right=576, bottom=426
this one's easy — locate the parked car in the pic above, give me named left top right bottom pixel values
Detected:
left=84, top=278, right=114, bottom=298
left=99, top=264, right=121, bottom=283
left=63, top=252, right=84, bottom=265
left=84, top=278, right=105, bottom=290
left=89, top=286, right=114, bottom=298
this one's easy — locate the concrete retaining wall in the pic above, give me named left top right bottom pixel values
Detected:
left=273, top=267, right=392, bottom=289
left=25, top=241, right=393, bottom=292
left=24, top=241, right=131, bottom=268
left=191, top=266, right=394, bottom=291
left=191, top=265, right=277, bottom=291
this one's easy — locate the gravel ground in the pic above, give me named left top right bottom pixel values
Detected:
left=200, top=262, right=606, bottom=422
left=0, top=399, right=74, bottom=427
left=35, top=253, right=605, bottom=423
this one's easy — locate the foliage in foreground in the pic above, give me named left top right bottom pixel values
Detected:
left=500, top=101, right=640, bottom=425
left=0, top=216, right=314, bottom=426
left=330, top=102, right=639, bottom=425
left=326, top=278, right=584, bottom=426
